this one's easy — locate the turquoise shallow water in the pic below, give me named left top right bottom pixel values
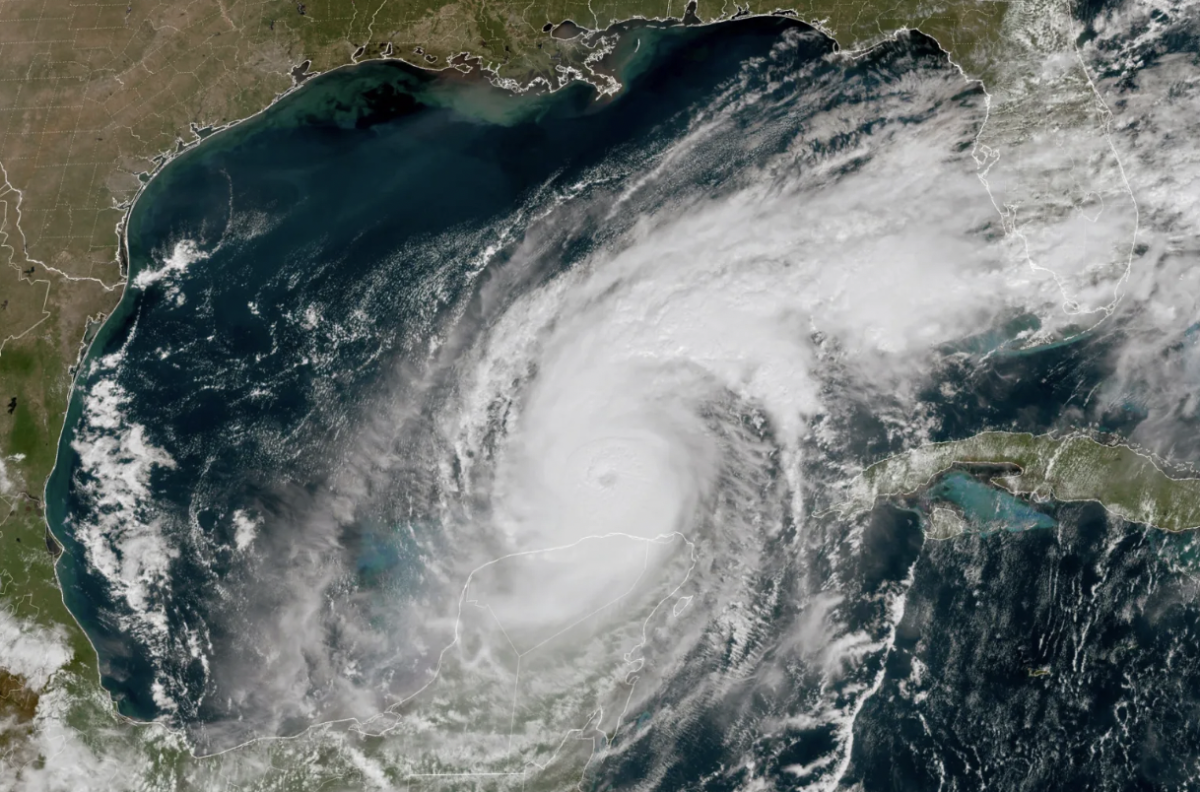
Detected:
left=40, top=11, right=1200, bottom=789
left=45, top=13, right=835, bottom=729
left=928, top=471, right=1057, bottom=534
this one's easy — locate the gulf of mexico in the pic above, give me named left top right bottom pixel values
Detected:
left=42, top=16, right=829, bottom=733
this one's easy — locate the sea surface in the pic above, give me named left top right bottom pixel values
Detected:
left=43, top=12, right=1200, bottom=790
left=47, top=10, right=838, bottom=731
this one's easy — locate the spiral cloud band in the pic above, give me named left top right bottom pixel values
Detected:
left=56, top=15, right=1175, bottom=789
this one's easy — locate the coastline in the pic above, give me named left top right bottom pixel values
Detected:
left=37, top=9, right=845, bottom=746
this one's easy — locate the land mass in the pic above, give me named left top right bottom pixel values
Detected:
left=0, top=0, right=1159, bottom=781
left=844, top=432, right=1200, bottom=534
left=0, top=0, right=1012, bottom=661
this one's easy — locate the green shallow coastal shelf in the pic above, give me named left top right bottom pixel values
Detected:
left=844, top=432, right=1200, bottom=533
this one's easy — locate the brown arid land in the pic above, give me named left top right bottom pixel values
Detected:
left=0, top=0, right=1015, bottom=750
left=0, top=0, right=1012, bottom=611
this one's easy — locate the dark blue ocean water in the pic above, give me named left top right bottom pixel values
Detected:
left=42, top=12, right=1200, bottom=789
left=46, top=12, right=840, bottom=729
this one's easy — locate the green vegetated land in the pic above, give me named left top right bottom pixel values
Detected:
left=846, top=432, right=1200, bottom=533
left=280, top=0, right=1008, bottom=83
left=0, top=0, right=1010, bottom=770
left=0, top=337, right=96, bottom=666
left=0, top=0, right=1012, bottom=648
left=0, top=0, right=1169, bottom=780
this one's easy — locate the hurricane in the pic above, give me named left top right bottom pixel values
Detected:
left=44, top=7, right=1200, bottom=790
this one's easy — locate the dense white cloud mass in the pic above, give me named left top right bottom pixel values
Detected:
left=1084, top=14, right=1200, bottom=461
left=67, top=348, right=182, bottom=712
left=187, top=24, right=1136, bottom=764
left=0, top=610, right=70, bottom=694
left=39, top=0, right=1200, bottom=788
left=205, top=32, right=1019, bottom=750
